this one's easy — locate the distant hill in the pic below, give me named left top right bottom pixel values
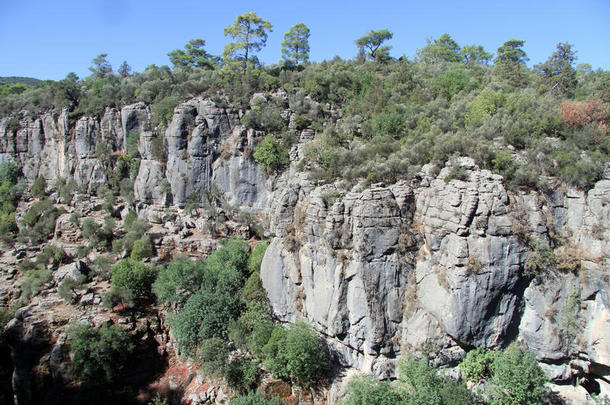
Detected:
left=0, top=77, right=42, bottom=86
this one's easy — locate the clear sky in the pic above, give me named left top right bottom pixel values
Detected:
left=1, top=0, right=608, bottom=80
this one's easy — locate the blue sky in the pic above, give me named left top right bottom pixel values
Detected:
left=1, top=0, right=609, bottom=80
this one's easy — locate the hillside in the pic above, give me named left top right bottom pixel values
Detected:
left=0, top=26, right=608, bottom=405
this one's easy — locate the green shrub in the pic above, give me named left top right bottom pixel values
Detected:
left=231, top=392, right=282, bottom=405
left=20, top=269, right=52, bottom=299
left=459, top=348, right=498, bottom=382
left=58, top=275, right=87, bottom=303
left=247, top=241, right=269, bottom=274
left=92, top=255, right=113, bottom=279
left=20, top=198, right=64, bottom=243
left=97, top=186, right=115, bottom=213
left=113, top=217, right=151, bottom=255
left=35, top=244, right=69, bottom=268
left=253, top=136, right=289, bottom=172
left=241, top=105, right=285, bottom=132
left=169, top=240, right=249, bottom=353
left=102, top=285, right=135, bottom=309
left=0, top=161, right=19, bottom=184
left=226, top=358, right=260, bottom=393
left=524, top=241, right=556, bottom=277
left=263, top=322, right=328, bottom=385
left=69, top=323, right=134, bottom=385
left=130, top=235, right=154, bottom=260
left=153, top=256, right=205, bottom=307
left=490, top=344, right=548, bottom=405
left=31, top=176, right=47, bottom=198
left=111, top=258, right=157, bottom=297
left=398, top=357, right=477, bottom=404
left=198, top=337, right=229, bottom=377
left=340, top=375, right=402, bottom=405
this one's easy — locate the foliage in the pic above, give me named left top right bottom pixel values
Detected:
left=111, top=258, right=157, bottom=297
left=35, top=244, right=69, bottom=268
left=262, top=322, right=328, bottom=385
left=398, top=357, right=478, bottom=404
left=253, top=136, right=289, bottom=172
left=21, top=198, right=64, bottom=243
left=58, top=275, right=87, bottom=303
left=226, top=358, right=260, bottom=393
left=153, top=256, right=205, bottom=307
left=197, top=337, right=230, bottom=377
left=168, top=39, right=218, bottom=69
left=459, top=348, right=498, bottom=382
left=489, top=344, right=548, bottom=405
left=495, top=39, right=528, bottom=84
left=247, top=241, right=269, bottom=274
left=282, top=23, right=311, bottom=65
left=113, top=216, right=151, bottom=256
left=102, top=285, right=135, bottom=309
left=69, top=323, right=134, bottom=385
left=231, top=392, right=282, bottom=405
left=241, top=104, right=285, bottom=132
left=223, top=12, right=273, bottom=69
left=356, top=29, right=393, bottom=61
left=168, top=240, right=248, bottom=353
left=31, top=176, right=47, bottom=198
left=340, top=375, right=402, bottom=405
left=130, top=234, right=154, bottom=260
left=418, top=33, right=462, bottom=63
left=20, top=269, right=52, bottom=299
left=524, top=241, right=556, bottom=277
left=534, top=42, right=577, bottom=97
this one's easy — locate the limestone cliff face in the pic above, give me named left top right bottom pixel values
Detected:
left=262, top=156, right=610, bottom=390
left=0, top=98, right=269, bottom=211
left=1, top=97, right=609, bottom=397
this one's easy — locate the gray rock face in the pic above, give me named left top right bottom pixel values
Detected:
left=0, top=98, right=269, bottom=214
left=261, top=156, right=610, bottom=380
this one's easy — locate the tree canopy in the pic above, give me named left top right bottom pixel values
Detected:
left=168, top=38, right=218, bottom=69
left=418, top=33, right=462, bottom=63
left=355, top=29, right=393, bottom=60
left=281, top=23, right=310, bottom=65
left=223, top=12, right=273, bottom=69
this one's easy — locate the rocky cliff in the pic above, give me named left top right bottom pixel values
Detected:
left=1, top=95, right=609, bottom=403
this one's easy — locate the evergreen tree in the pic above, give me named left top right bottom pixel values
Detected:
left=495, top=39, right=529, bottom=85
left=223, top=12, right=273, bottom=69
left=281, top=23, right=310, bottom=65
left=418, top=33, right=462, bottom=63
left=168, top=39, right=217, bottom=69
left=355, top=29, right=393, bottom=61
left=535, top=42, right=578, bottom=96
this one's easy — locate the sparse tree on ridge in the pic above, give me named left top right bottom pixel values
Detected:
left=168, top=38, right=218, bottom=69
left=118, top=61, right=132, bottom=77
left=495, top=39, right=529, bottom=85
left=223, top=12, right=273, bottom=69
left=535, top=42, right=578, bottom=96
left=460, top=45, right=493, bottom=64
left=355, top=29, right=393, bottom=61
left=281, top=23, right=310, bottom=66
left=417, top=33, right=461, bottom=63
left=89, top=53, right=112, bottom=79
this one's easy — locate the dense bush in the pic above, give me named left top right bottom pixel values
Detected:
left=153, top=256, right=205, bottom=307
left=20, top=198, right=64, bottom=243
left=262, top=322, right=328, bottom=385
left=69, top=323, right=134, bottom=385
left=111, top=258, right=157, bottom=297
left=168, top=240, right=248, bottom=353
left=340, top=375, right=402, bottom=405
left=253, top=135, right=290, bottom=172
left=489, top=344, right=548, bottom=405
left=20, top=269, right=52, bottom=300
left=231, top=392, right=282, bottom=405
left=459, top=348, right=498, bottom=382
left=398, top=357, right=477, bottom=404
